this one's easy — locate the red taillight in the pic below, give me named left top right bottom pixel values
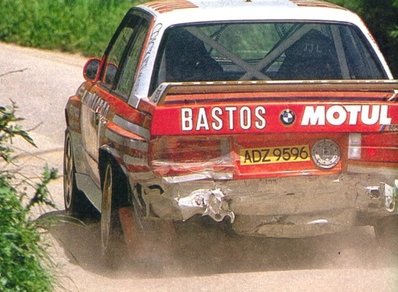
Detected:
left=149, top=137, right=233, bottom=177
left=151, top=137, right=227, bottom=162
left=349, top=133, right=398, bottom=163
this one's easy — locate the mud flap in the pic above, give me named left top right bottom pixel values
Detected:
left=119, top=206, right=176, bottom=262
left=119, top=207, right=138, bottom=259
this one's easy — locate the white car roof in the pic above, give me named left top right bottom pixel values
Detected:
left=137, top=0, right=362, bottom=26
left=130, top=0, right=393, bottom=106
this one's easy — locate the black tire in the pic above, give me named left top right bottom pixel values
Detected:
left=374, top=215, right=398, bottom=254
left=100, top=160, right=177, bottom=269
left=63, top=131, right=95, bottom=218
left=100, top=160, right=126, bottom=268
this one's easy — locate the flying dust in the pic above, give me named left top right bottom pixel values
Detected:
left=46, top=213, right=396, bottom=281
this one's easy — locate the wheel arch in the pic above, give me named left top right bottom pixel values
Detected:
left=65, top=108, right=70, bottom=128
left=99, top=146, right=131, bottom=209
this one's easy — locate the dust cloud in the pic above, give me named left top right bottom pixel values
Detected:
left=45, top=212, right=396, bottom=282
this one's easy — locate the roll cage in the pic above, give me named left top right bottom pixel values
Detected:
left=151, top=21, right=387, bottom=90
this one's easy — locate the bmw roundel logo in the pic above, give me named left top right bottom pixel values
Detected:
left=280, top=109, right=296, bottom=126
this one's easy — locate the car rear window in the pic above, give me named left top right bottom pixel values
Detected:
left=152, top=22, right=387, bottom=87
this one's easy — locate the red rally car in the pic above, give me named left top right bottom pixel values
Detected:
left=64, top=0, right=398, bottom=256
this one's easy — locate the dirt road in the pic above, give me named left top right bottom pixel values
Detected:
left=0, top=43, right=397, bottom=292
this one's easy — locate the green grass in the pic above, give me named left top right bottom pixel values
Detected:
left=0, top=0, right=143, bottom=56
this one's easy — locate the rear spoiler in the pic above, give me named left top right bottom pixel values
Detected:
left=151, top=80, right=398, bottom=105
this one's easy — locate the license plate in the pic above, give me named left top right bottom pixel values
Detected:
left=240, top=145, right=311, bottom=165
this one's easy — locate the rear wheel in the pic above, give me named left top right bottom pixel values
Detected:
left=100, top=159, right=176, bottom=268
left=63, top=131, right=94, bottom=218
left=374, top=215, right=398, bottom=253
left=100, top=161, right=124, bottom=266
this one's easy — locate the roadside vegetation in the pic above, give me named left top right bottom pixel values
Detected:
left=0, top=0, right=397, bottom=75
left=0, top=0, right=396, bottom=290
left=330, top=0, right=398, bottom=76
left=0, top=103, right=57, bottom=291
left=0, top=0, right=143, bottom=56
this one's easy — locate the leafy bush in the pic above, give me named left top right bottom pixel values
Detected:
left=0, top=0, right=143, bottom=56
left=0, top=103, right=56, bottom=291
left=0, top=177, right=53, bottom=291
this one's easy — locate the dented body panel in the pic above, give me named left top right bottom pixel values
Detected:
left=65, top=0, right=398, bottom=238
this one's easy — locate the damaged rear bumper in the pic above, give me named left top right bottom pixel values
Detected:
left=136, top=171, right=398, bottom=238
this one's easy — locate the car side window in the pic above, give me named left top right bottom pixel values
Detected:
left=114, top=19, right=149, bottom=98
left=101, top=14, right=144, bottom=89
left=103, top=29, right=133, bottom=87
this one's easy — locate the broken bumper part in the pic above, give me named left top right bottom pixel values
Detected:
left=177, top=188, right=235, bottom=223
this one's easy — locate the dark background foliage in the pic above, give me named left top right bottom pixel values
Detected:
left=330, top=0, right=398, bottom=76
left=0, top=0, right=397, bottom=75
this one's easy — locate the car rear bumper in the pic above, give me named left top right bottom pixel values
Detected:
left=136, top=168, right=398, bottom=238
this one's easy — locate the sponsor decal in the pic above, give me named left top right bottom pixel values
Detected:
left=181, top=106, right=266, bottom=131
left=176, top=104, right=393, bottom=133
left=140, top=23, right=163, bottom=69
left=135, top=23, right=163, bottom=88
left=301, top=105, right=391, bottom=126
left=280, top=109, right=296, bottom=126
left=384, top=124, right=398, bottom=132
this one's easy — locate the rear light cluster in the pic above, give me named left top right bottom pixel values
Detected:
left=348, top=133, right=362, bottom=160
left=348, top=133, right=398, bottom=163
left=149, top=136, right=233, bottom=177
left=151, top=137, right=227, bottom=162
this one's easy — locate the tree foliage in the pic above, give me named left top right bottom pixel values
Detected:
left=0, top=0, right=396, bottom=75
left=330, top=0, right=398, bottom=77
